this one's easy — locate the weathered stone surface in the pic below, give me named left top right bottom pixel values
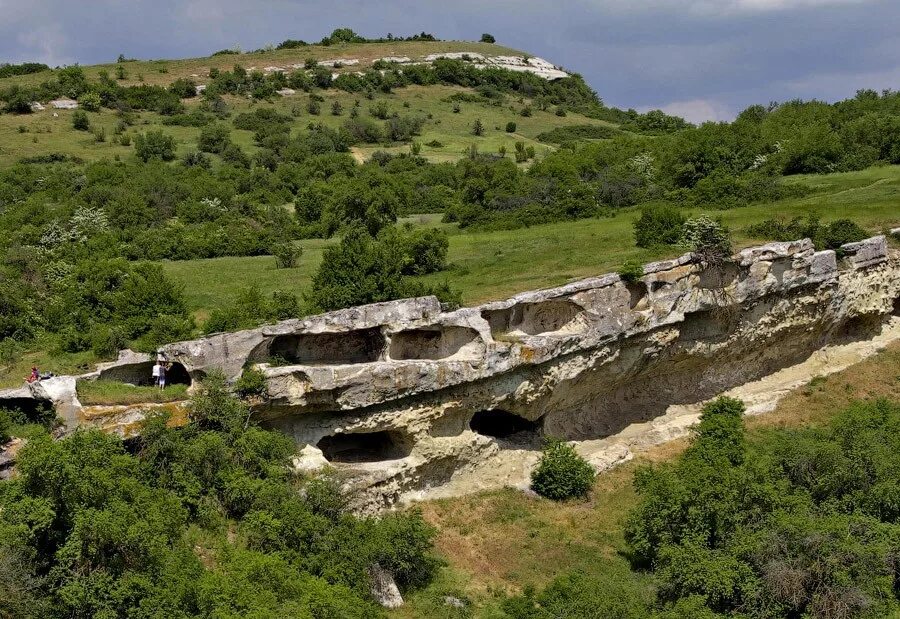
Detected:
left=840, top=235, right=888, bottom=269
left=368, top=563, right=403, bottom=608
left=2, top=237, right=898, bottom=509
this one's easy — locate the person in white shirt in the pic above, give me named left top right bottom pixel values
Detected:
left=151, top=362, right=162, bottom=387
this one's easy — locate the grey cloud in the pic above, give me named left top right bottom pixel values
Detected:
left=1, top=0, right=898, bottom=121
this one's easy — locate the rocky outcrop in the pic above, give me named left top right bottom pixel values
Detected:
left=2, top=236, right=898, bottom=508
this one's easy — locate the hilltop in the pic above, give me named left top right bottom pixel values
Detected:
left=0, top=34, right=641, bottom=167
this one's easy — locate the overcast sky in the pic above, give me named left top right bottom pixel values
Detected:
left=1, top=0, right=898, bottom=123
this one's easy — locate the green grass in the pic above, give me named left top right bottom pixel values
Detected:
left=163, top=164, right=900, bottom=318
left=391, top=342, right=900, bottom=618
left=76, top=380, right=189, bottom=406
left=0, top=40, right=613, bottom=168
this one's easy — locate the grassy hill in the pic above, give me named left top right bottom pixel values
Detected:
left=0, top=39, right=616, bottom=167
left=162, top=164, right=900, bottom=320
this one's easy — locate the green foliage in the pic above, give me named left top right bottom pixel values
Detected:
left=505, top=121, right=517, bottom=133
left=197, top=122, right=231, bottom=153
left=480, top=33, right=496, bottom=43
left=472, top=118, right=485, bottom=136
left=633, top=205, right=686, bottom=248
left=747, top=214, right=869, bottom=250
left=536, top=124, right=619, bottom=143
left=233, top=367, right=268, bottom=399
left=77, top=91, right=101, bottom=112
left=0, top=409, right=10, bottom=443
left=134, top=129, right=176, bottom=161
left=624, top=397, right=900, bottom=618
left=308, top=225, right=454, bottom=312
left=204, top=284, right=302, bottom=333
left=680, top=215, right=732, bottom=262
left=530, top=439, right=596, bottom=501
left=0, top=375, right=439, bottom=615
left=617, top=259, right=644, bottom=283
left=271, top=241, right=302, bottom=268
left=71, top=109, right=90, bottom=131
left=501, top=570, right=652, bottom=619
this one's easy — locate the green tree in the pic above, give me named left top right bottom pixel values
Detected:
left=531, top=439, right=596, bottom=500
left=134, top=130, right=176, bottom=161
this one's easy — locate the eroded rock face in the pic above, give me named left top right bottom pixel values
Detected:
left=2, top=237, right=898, bottom=509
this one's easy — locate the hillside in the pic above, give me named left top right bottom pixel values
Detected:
left=0, top=37, right=620, bottom=167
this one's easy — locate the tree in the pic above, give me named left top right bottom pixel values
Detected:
left=531, top=439, right=596, bottom=500
left=480, top=33, right=496, bottom=43
left=472, top=118, right=485, bottom=136
left=633, top=205, right=686, bottom=248
left=680, top=215, right=732, bottom=263
left=72, top=109, right=90, bottom=131
left=134, top=130, right=176, bottom=162
left=198, top=123, right=232, bottom=154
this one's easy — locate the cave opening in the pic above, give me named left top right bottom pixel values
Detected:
left=389, top=326, right=480, bottom=361
left=99, top=361, right=192, bottom=387
left=268, top=329, right=385, bottom=365
left=317, top=430, right=411, bottom=463
left=469, top=409, right=542, bottom=439
left=482, top=299, right=583, bottom=337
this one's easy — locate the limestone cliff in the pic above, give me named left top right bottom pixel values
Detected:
left=2, top=236, right=898, bottom=508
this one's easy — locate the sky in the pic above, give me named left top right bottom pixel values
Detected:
left=1, top=0, right=898, bottom=123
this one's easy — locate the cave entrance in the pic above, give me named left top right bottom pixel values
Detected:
left=317, top=431, right=411, bottom=463
left=482, top=299, right=583, bottom=337
left=98, top=361, right=192, bottom=387
left=469, top=409, right=542, bottom=439
left=389, top=326, right=481, bottom=361
left=268, top=329, right=385, bottom=365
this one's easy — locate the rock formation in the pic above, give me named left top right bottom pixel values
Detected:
left=2, top=236, right=898, bottom=509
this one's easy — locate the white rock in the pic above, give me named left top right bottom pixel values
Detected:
left=368, top=563, right=403, bottom=608
left=49, top=98, right=78, bottom=110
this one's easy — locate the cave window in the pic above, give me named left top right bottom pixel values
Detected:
left=317, top=431, right=411, bottom=463
left=469, top=409, right=541, bottom=439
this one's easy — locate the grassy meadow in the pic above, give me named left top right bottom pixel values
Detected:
left=163, top=164, right=900, bottom=318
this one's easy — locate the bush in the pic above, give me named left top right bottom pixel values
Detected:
left=306, top=99, right=321, bottom=115
left=480, top=33, right=496, bottom=43
left=72, top=110, right=90, bottom=131
left=472, top=118, right=485, bottom=136
left=78, top=92, right=102, bottom=112
left=134, top=130, right=176, bottom=161
left=816, top=218, right=868, bottom=250
left=681, top=216, right=732, bottom=263
left=198, top=123, right=231, bottom=153
left=633, top=205, right=686, bottom=248
left=234, top=367, right=269, bottom=399
left=617, top=260, right=644, bottom=283
left=505, top=121, right=517, bottom=133
left=531, top=439, right=596, bottom=500
left=0, top=409, right=10, bottom=443
left=271, top=241, right=302, bottom=269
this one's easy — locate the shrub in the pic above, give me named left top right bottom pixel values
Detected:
left=78, top=92, right=102, bottom=112
left=520, top=105, right=533, bottom=117
left=531, top=439, right=596, bottom=500
left=618, top=260, right=644, bottom=283
left=505, top=121, right=517, bottom=133
left=72, top=110, right=90, bottom=131
left=681, top=216, right=732, bottom=263
left=331, top=100, right=343, bottom=116
left=90, top=325, right=127, bottom=358
left=134, top=130, right=176, bottom=162
left=306, top=99, right=321, bottom=115
left=0, top=409, right=10, bottom=443
left=271, top=242, right=302, bottom=269
left=472, top=118, right=485, bottom=136
left=385, top=115, right=425, bottom=142
left=480, top=33, right=496, bottom=43
left=816, top=218, right=868, bottom=250
left=169, top=78, right=198, bottom=98
left=234, top=367, right=269, bottom=399
left=369, top=100, right=390, bottom=120
left=198, top=123, right=231, bottom=153
left=633, top=205, right=686, bottom=248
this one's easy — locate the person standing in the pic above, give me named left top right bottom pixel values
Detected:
left=152, top=361, right=162, bottom=387
left=158, top=362, right=167, bottom=389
